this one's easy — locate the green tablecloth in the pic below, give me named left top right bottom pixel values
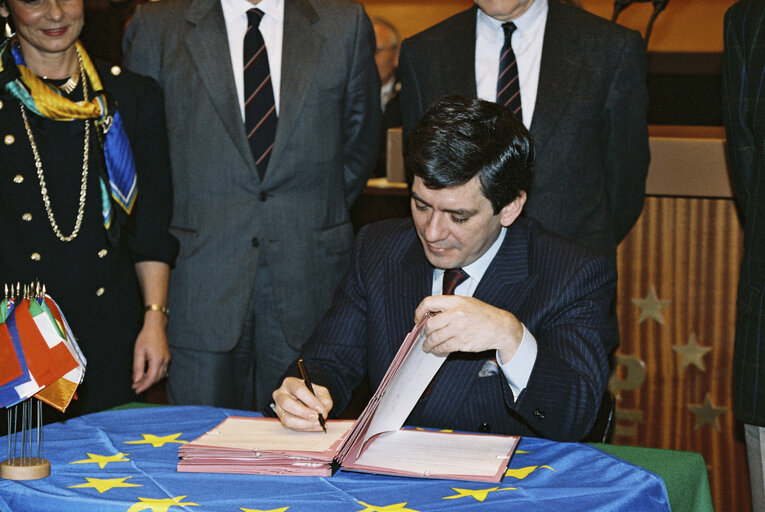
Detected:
left=592, top=443, right=713, bottom=512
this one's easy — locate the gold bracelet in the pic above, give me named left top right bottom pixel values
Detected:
left=144, top=304, right=169, bottom=317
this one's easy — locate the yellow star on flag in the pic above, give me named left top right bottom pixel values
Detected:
left=126, top=495, right=199, bottom=512
left=505, top=465, right=555, bottom=479
left=70, top=452, right=130, bottom=469
left=124, top=433, right=187, bottom=448
left=688, top=393, right=727, bottom=431
left=68, top=476, right=141, bottom=493
left=356, top=501, right=419, bottom=512
left=632, top=287, right=670, bottom=324
left=672, top=333, right=712, bottom=372
left=240, top=508, right=289, bottom=512
left=442, top=486, right=517, bottom=502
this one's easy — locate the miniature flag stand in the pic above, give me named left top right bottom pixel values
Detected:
left=2, top=398, right=49, bottom=480
left=0, top=282, right=86, bottom=480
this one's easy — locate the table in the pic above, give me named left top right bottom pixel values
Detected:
left=0, top=405, right=703, bottom=512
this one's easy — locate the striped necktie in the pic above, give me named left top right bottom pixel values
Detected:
left=496, top=22, right=522, bottom=119
left=244, top=8, right=278, bottom=179
left=442, top=268, right=469, bottom=295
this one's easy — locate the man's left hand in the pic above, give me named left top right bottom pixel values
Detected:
left=414, top=295, right=524, bottom=362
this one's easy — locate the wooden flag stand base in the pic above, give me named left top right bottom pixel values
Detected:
left=1, top=458, right=51, bottom=480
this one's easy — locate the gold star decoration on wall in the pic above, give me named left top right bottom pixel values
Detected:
left=632, top=287, right=671, bottom=324
left=688, top=393, right=727, bottom=431
left=126, top=495, right=199, bottom=512
left=124, top=433, right=187, bottom=448
left=442, top=486, right=517, bottom=502
left=672, top=333, right=713, bottom=372
left=68, top=476, right=141, bottom=493
left=69, top=452, right=130, bottom=469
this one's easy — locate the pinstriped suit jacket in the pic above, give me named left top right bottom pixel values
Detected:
left=724, top=0, right=765, bottom=426
left=295, top=217, right=618, bottom=442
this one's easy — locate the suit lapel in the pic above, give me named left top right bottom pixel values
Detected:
left=423, top=221, right=537, bottom=419
left=387, top=233, right=432, bottom=360
left=267, top=0, right=323, bottom=176
left=529, top=0, right=582, bottom=155
left=183, top=0, right=255, bottom=171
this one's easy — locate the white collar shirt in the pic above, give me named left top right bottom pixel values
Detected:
left=475, top=0, right=548, bottom=129
left=221, top=0, right=284, bottom=121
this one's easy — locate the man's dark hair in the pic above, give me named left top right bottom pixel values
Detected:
left=404, top=95, right=534, bottom=214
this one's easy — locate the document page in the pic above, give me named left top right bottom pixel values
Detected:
left=351, top=429, right=519, bottom=480
left=187, top=417, right=354, bottom=454
left=361, top=325, right=447, bottom=446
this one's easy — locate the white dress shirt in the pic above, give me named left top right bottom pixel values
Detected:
left=430, top=227, right=538, bottom=400
left=220, top=0, right=284, bottom=121
left=475, top=0, right=548, bottom=129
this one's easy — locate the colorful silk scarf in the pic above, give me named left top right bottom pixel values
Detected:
left=0, top=37, right=137, bottom=231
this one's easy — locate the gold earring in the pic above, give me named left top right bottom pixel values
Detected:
left=3, top=19, right=12, bottom=39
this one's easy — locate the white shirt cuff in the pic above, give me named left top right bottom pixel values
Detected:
left=496, top=324, right=538, bottom=400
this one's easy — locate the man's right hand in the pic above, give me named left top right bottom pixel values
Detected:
left=272, top=377, right=333, bottom=431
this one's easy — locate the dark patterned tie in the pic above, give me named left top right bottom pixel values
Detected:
left=442, top=268, right=469, bottom=295
left=244, top=8, right=278, bottom=179
left=496, top=22, right=522, bottom=119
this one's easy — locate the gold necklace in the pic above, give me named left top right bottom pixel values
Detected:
left=58, top=73, right=80, bottom=95
left=20, top=50, right=90, bottom=243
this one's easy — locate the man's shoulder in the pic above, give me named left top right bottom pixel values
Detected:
left=549, top=0, right=641, bottom=42
left=131, top=0, right=190, bottom=25
left=519, top=217, right=615, bottom=275
left=356, top=218, right=417, bottom=258
left=402, top=6, right=476, bottom=47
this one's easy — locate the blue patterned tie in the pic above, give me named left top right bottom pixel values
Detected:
left=496, top=22, right=522, bottom=119
left=244, top=8, right=278, bottom=179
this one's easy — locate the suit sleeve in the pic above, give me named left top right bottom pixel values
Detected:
left=283, top=225, right=375, bottom=416
left=342, top=6, right=382, bottom=206
left=122, top=5, right=162, bottom=82
left=510, top=256, right=618, bottom=441
left=126, top=76, right=178, bottom=265
left=723, top=7, right=755, bottom=214
left=602, top=30, right=650, bottom=242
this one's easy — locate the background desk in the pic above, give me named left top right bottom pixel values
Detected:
left=0, top=405, right=705, bottom=511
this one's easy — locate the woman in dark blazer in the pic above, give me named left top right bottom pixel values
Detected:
left=0, top=0, right=177, bottom=418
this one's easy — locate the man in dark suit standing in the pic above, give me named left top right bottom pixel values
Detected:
left=271, top=96, right=618, bottom=442
left=398, top=0, right=649, bottom=260
left=122, top=0, right=380, bottom=410
left=723, top=1, right=765, bottom=508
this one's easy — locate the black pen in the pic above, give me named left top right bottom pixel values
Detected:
left=297, top=358, right=327, bottom=433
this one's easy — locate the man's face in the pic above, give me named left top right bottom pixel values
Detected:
left=411, top=176, right=524, bottom=269
left=373, top=22, right=399, bottom=85
left=474, top=0, right=535, bottom=21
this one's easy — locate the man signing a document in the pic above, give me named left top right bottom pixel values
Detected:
left=270, top=95, right=618, bottom=442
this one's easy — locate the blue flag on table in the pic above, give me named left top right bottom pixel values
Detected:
left=0, top=406, right=671, bottom=512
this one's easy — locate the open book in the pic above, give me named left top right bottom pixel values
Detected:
left=177, top=318, right=520, bottom=482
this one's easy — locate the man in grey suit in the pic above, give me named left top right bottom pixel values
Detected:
left=399, top=0, right=649, bottom=260
left=123, top=0, right=381, bottom=410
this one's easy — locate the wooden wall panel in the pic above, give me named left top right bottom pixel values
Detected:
left=614, top=196, right=748, bottom=512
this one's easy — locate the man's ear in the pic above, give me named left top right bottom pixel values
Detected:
left=498, top=191, right=527, bottom=227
